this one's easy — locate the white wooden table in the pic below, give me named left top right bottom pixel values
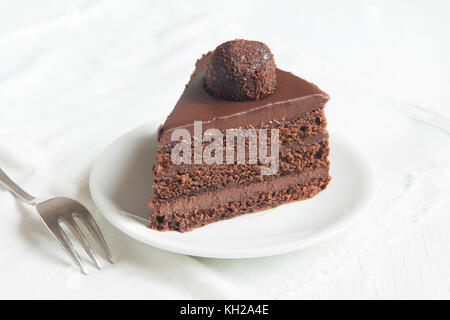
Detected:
left=0, top=0, right=449, bottom=299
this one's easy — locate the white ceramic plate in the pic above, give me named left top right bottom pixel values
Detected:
left=90, top=119, right=374, bottom=258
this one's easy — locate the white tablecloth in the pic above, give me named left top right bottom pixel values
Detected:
left=1, top=0, right=449, bottom=299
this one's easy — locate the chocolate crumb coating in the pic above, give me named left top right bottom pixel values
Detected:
left=205, top=39, right=277, bottom=101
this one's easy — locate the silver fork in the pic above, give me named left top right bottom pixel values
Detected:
left=0, top=168, right=113, bottom=274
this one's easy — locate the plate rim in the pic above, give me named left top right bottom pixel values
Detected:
left=89, top=119, right=375, bottom=259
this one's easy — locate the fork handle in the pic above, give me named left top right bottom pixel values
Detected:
left=0, top=168, right=36, bottom=205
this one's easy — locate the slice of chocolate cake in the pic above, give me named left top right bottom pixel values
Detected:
left=150, top=40, right=330, bottom=232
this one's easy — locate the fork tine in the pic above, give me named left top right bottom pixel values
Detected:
left=63, top=216, right=102, bottom=270
left=47, top=221, right=88, bottom=275
left=76, top=212, right=113, bottom=264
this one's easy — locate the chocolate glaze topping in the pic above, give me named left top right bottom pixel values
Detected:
left=205, top=39, right=277, bottom=101
left=159, top=52, right=329, bottom=144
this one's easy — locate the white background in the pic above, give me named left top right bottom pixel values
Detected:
left=0, top=0, right=449, bottom=299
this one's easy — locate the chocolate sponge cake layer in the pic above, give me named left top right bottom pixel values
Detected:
left=150, top=169, right=330, bottom=232
left=155, top=107, right=327, bottom=168
left=154, top=140, right=329, bottom=200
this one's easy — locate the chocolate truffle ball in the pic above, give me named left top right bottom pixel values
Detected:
left=205, top=39, right=277, bottom=101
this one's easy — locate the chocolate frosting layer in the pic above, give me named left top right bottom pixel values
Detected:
left=159, top=52, right=329, bottom=144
